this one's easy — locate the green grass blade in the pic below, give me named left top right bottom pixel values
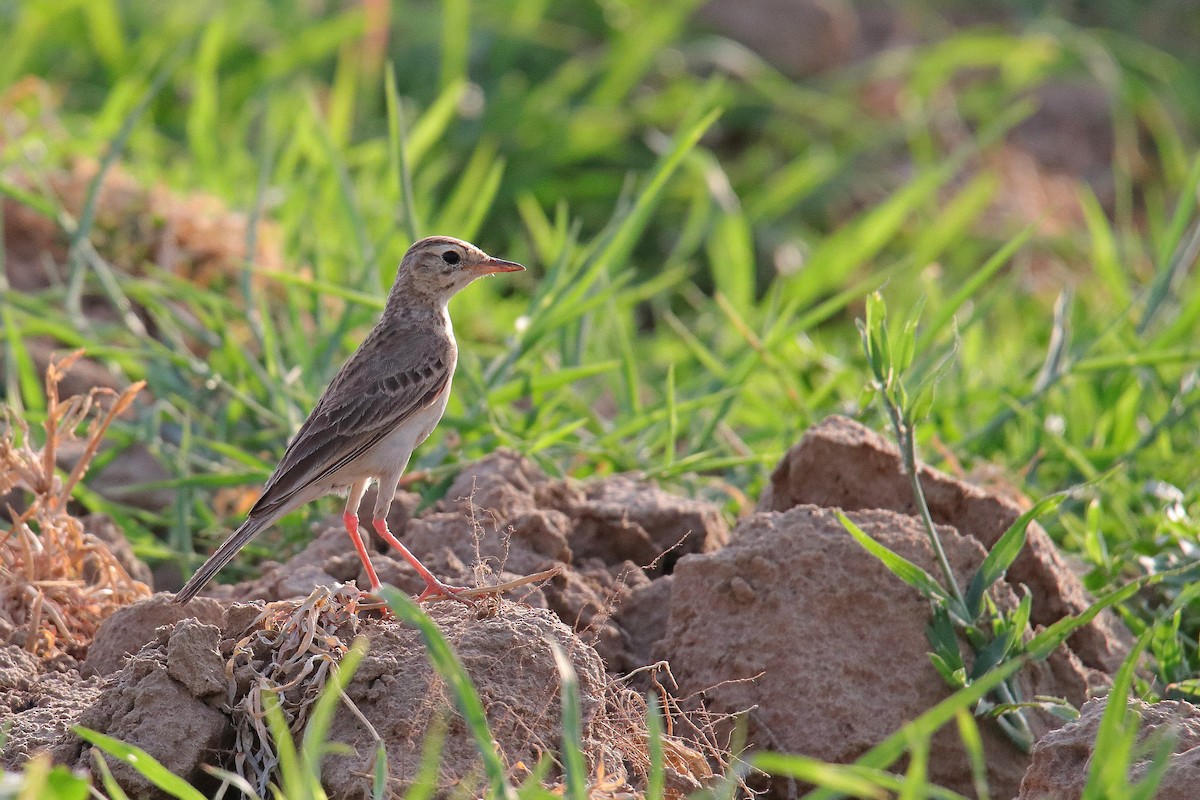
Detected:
left=754, top=752, right=887, bottom=798
left=200, top=766, right=265, bottom=800
left=406, top=712, right=449, bottom=800
left=440, top=0, right=470, bottom=91
left=386, top=62, right=421, bottom=241
left=1081, top=628, right=1151, bottom=799
left=73, top=727, right=208, bottom=800
left=914, top=223, right=1035, bottom=354
left=65, top=53, right=177, bottom=326
left=549, top=641, right=588, bottom=800
left=646, top=696, right=665, bottom=800
left=262, top=690, right=311, bottom=800
left=299, top=637, right=368, bottom=773
left=954, top=708, right=991, bottom=800
left=837, top=511, right=950, bottom=605
left=964, top=492, right=1066, bottom=619
left=81, top=0, right=127, bottom=74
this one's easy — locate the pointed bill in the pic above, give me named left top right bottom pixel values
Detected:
left=474, top=256, right=524, bottom=275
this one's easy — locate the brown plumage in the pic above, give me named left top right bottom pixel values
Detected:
left=175, top=236, right=523, bottom=604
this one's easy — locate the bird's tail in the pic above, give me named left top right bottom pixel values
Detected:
left=174, top=515, right=273, bottom=604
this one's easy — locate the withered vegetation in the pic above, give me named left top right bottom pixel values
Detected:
left=0, top=350, right=150, bottom=660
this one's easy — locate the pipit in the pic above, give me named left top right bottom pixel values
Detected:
left=174, top=236, right=523, bottom=605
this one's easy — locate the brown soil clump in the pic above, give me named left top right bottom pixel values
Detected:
left=1019, top=697, right=1200, bottom=799
left=660, top=505, right=1100, bottom=798
left=759, top=415, right=1130, bottom=672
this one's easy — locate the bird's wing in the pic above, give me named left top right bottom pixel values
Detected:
left=250, top=322, right=453, bottom=518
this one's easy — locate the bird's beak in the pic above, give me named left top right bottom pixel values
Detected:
left=475, top=256, right=525, bottom=275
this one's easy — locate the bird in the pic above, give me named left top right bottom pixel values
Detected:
left=174, top=236, right=524, bottom=605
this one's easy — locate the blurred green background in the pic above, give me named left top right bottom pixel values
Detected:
left=2, top=0, right=1199, bottom=679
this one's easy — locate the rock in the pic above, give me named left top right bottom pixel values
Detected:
left=557, top=475, right=729, bottom=575
left=759, top=415, right=1130, bottom=673
left=72, top=637, right=230, bottom=799
left=1020, top=697, right=1200, bottom=799
left=660, top=505, right=1092, bottom=799
left=165, top=620, right=225, bottom=699
left=84, top=593, right=225, bottom=677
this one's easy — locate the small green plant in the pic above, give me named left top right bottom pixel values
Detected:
left=851, top=289, right=1057, bottom=750
left=1080, top=629, right=1174, bottom=800
left=848, top=290, right=1200, bottom=755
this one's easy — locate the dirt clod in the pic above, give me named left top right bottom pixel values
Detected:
left=84, top=593, right=225, bottom=677
left=165, top=619, right=225, bottom=699
left=760, top=415, right=1130, bottom=672
left=324, top=604, right=626, bottom=798
left=1020, top=697, right=1200, bottom=799
left=74, top=633, right=231, bottom=799
left=659, top=505, right=1091, bottom=799
left=560, top=475, right=730, bottom=574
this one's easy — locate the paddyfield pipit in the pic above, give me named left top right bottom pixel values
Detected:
left=174, top=236, right=523, bottom=604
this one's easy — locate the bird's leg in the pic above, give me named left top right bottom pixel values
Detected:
left=373, top=472, right=471, bottom=603
left=343, top=479, right=382, bottom=592
left=370, top=517, right=472, bottom=603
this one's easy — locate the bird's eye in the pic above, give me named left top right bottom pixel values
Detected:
left=441, top=250, right=460, bottom=265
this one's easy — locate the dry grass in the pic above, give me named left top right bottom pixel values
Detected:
left=0, top=350, right=150, bottom=660
left=226, top=584, right=374, bottom=797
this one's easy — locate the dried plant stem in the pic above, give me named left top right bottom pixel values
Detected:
left=0, top=349, right=150, bottom=658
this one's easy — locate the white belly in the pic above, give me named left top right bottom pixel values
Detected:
left=351, top=380, right=452, bottom=480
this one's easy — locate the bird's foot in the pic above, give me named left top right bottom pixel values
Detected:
left=416, top=579, right=475, bottom=605
left=349, top=582, right=394, bottom=618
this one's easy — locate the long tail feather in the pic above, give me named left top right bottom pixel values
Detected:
left=174, top=515, right=272, bottom=604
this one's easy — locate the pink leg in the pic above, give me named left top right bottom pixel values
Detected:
left=344, top=512, right=382, bottom=592
left=341, top=480, right=380, bottom=592
left=371, top=517, right=471, bottom=603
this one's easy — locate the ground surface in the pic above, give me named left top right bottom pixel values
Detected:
left=0, top=416, right=1155, bottom=799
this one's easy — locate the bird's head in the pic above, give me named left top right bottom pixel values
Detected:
left=391, top=236, right=524, bottom=304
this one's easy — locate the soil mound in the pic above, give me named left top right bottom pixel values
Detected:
left=660, top=505, right=1099, bottom=797
left=5, top=591, right=663, bottom=799
left=760, top=415, right=1130, bottom=672
left=1020, top=697, right=1200, bottom=799
left=2, top=417, right=1135, bottom=798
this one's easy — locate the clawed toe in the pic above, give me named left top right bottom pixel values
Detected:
left=416, top=581, right=475, bottom=605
